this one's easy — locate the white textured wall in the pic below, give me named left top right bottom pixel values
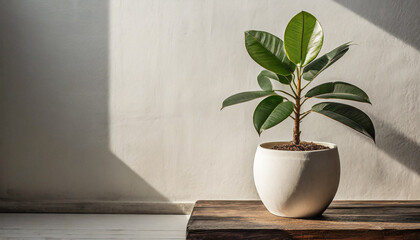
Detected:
left=1, top=0, right=419, bottom=203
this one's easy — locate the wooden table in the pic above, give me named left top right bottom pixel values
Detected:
left=187, top=200, right=420, bottom=239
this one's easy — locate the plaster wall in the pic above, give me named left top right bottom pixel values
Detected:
left=1, top=0, right=419, bottom=203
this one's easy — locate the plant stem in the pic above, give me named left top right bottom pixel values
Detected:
left=292, top=76, right=298, bottom=89
left=300, top=111, right=311, bottom=121
left=274, top=90, right=296, bottom=99
left=301, top=79, right=313, bottom=90
left=301, top=97, right=311, bottom=106
left=288, top=83, right=298, bottom=97
left=293, top=67, right=302, bottom=145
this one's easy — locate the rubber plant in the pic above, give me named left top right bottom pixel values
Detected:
left=222, top=11, right=375, bottom=144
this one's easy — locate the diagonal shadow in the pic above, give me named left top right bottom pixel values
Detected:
left=0, top=0, right=180, bottom=212
left=334, top=0, right=420, bottom=51
left=370, top=116, right=420, bottom=175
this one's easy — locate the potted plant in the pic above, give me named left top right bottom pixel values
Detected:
left=222, top=11, right=375, bottom=218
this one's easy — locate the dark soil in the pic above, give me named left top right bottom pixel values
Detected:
left=271, top=142, right=329, bottom=151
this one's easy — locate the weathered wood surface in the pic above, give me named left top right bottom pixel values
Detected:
left=187, top=200, right=420, bottom=239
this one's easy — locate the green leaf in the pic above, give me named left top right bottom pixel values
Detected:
left=245, top=30, right=296, bottom=75
left=305, top=82, right=371, bottom=104
left=284, top=11, right=324, bottom=66
left=258, top=70, right=293, bottom=89
left=303, top=42, right=352, bottom=80
left=257, top=71, right=273, bottom=91
left=253, top=96, right=294, bottom=135
left=312, top=102, right=375, bottom=141
left=277, top=74, right=293, bottom=85
left=222, top=91, right=275, bottom=109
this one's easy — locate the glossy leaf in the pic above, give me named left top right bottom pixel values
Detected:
left=303, top=42, right=352, bottom=80
left=222, top=91, right=275, bottom=109
left=284, top=11, right=323, bottom=66
left=258, top=70, right=293, bottom=89
left=245, top=30, right=296, bottom=75
left=257, top=71, right=273, bottom=91
left=312, top=102, right=375, bottom=141
left=253, top=96, right=294, bottom=135
left=277, top=74, right=293, bottom=85
left=305, top=82, right=371, bottom=103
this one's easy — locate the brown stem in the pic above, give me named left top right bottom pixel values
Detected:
left=300, top=111, right=311, bottom=121
left=293, top=68, right=302, bottom=145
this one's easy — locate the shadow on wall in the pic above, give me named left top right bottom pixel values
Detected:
left=334, top=0, right=420, bottom=51
left=0, top=0, right=177, bottom=211
left=372, top=116, right=420, bottom=175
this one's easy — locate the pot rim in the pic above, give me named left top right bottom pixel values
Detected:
left=258, top=141, right=337, bottom=153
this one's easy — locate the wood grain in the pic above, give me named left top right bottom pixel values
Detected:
left=187, top=201, right=420, bottom=239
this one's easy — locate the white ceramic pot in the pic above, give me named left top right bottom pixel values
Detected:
left=254, top=141, right=340, bottom=218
